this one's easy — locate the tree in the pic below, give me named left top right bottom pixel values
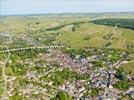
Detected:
left=90, top=88, right=99, bottom=97
left=92, top=61, right=104, bottom=68
left=51, top=91, right=73, bottom=100
left=113, top=80, right=130, bottom=90
left=72, top=25, right=76, bottom=31
left=115, top=68, right=127, bottom=80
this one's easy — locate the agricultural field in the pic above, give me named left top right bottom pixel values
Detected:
left=1, top=15, right=134, bottom=49
left=123, top=60, right=134, bottom=74
left=58, top=19, right=134, bottom=49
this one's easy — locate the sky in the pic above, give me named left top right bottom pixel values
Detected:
left=0, top=0, right=134, bottom=15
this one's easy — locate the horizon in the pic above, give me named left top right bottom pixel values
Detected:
left=1, top=11, right=134, bottom=17
left=0, top=0, right=134, bottom=16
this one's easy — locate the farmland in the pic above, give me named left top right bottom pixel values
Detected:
left=1, top=15, right=134, bottom=49
left=59, top=20, right=134, bottom=49
left=123, top=60, right=134, bottom=74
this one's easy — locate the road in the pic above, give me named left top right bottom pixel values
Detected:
left=2, top=45, right=11, bottom=100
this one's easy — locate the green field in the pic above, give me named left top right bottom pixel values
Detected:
left=59, top=21, right=134, bottom=49
left=123, top=60, right=134, bottom=74
left=24, top=17, right=134, bottom=49
left=0, top=15, right=134, bottom=49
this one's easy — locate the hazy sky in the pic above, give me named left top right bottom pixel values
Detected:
left=1, top=0, right=134, bottom=15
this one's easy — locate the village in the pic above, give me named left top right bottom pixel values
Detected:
left=0, top=46, right=133, bottom=100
